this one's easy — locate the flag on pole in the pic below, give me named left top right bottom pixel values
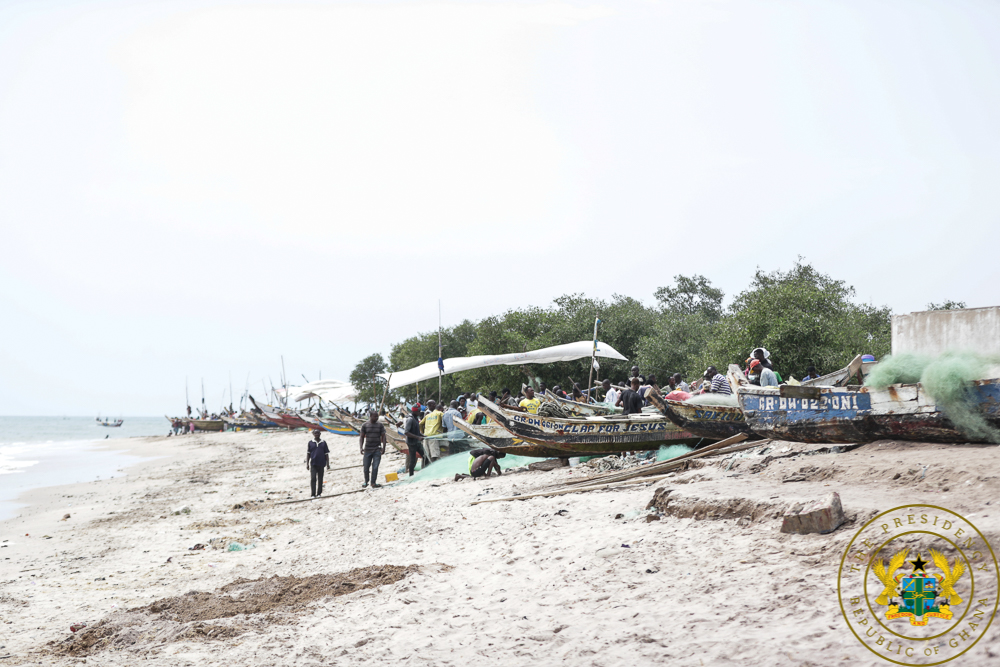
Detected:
left=438, top=357, right=445, bottom=373
left=593, top=358, right=600, bottom=370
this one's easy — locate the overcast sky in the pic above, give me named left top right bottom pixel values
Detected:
left=3, top=0, right=999, bottom=416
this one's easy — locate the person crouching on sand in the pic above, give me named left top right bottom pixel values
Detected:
left=468, top=447, right=505, bottom=479
left=306, top=429, right=331, bottom=498
left=359, top=411, right=386, bottom=488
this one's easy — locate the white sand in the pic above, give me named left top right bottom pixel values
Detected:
left=1, top=431, right=998, bottom=665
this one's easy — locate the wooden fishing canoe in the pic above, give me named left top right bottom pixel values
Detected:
left=192, top=419, right=225, bottom=432
left=736, top=379, right=1000, bottom=444
left=452, top=417, right=594, bottom=458
left=477, top=397, right=707, bottom=453
left=645, top=390, right=757, bottom=441
left=542, top=390, right=620, bottom=416
left=317, top=416, right=359, bottom=436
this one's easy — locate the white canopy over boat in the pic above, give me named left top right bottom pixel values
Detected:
left=286, top=379, right=358, bottom=404
left=377, top=340, right=628, bottom=390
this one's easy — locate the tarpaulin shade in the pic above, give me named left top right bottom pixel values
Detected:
left=377, top=340, right=627, bottom=390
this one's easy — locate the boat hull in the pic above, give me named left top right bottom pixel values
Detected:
left=646, top=392, right=757, bottom=441
left=737, top=380, right=1000, bottom=444
left=318, top=417, right=359, bottom=436
left=453, top=418, right=594, bottom=458
left=477, top=397, right=706, bottom=453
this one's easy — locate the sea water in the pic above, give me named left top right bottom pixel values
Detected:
left=0, top=416, right=168, bottom=521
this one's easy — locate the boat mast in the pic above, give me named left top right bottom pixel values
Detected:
left=438, top=300, right=443, bottom=403
left=243, top=372, right=250, bottom=411
left=587, top=317, right=601, bottom=399
left=201, top=378, right=206, bottom=417
left=281, top=355, right=287, bottom=407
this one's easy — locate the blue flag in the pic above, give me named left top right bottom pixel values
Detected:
left=438, top=357, right=445, bottom=373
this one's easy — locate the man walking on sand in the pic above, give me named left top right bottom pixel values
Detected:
left=404, top=405, right=424, bottom=476
left=359, top=411, right=386, bottom=488
left=306, top=429, right=331, bottom=498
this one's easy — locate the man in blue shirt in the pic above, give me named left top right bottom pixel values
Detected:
left=442, top=400, right=463, bottom=432
left=305, top=430, right=331, bottom=498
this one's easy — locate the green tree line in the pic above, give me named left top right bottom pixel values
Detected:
left=350, top=260, right=892, bottom=406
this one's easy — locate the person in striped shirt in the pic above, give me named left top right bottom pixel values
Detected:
left=703, top=366, right=732, bottom=395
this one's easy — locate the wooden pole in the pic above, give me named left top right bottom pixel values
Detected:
left=276, top=488, right=366, bottom=505
left=587, top=317, right=600, bottom=403
left=281, top=355, right=287, bottom=407
left=560, top=433, right=750, bottom=488
left=438, top=300, right=443, bottom=403
left=377, top=373, right=393, bottom=415
left=470, top=473, right=676, bottom=505
left=474, top=436, right=765, bottom=505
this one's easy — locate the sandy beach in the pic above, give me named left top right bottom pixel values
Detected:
left=1, top=430, right=998, bottom=666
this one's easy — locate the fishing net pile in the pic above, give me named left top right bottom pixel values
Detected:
left=537, top=401, right=571, bottom=418
left=865, top=352, right=1000, bottom=443
left=656, top=444, right=695, bottom=461
left=582, top=453, right=643, bottom=472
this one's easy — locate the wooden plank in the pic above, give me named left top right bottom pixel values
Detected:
left=275, top=488, right=366, bottom=505
left=471, top=440, right=769, bottom=505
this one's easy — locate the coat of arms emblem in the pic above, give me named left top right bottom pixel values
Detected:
left=871, top=548, right=965, bottom=626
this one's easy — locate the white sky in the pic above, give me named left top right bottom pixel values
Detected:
left=2, top=0, right=999, bottom=415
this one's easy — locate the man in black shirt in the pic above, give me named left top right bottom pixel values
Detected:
left=403, top=405, right=423, bottom=476
left=359, top=411, right=387, bottom=488
left=617, top=377, right=645, bottom=416
left=305, top=429, right=331, bottom=498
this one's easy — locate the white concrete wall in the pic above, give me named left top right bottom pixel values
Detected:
left=892, top=307, right=1000, bottom=356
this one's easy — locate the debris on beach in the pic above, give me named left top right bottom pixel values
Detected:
left=229, top=500, right=273, bottom=512
left=582, top=454, right=643, bottom=473
left=183, top=518, right=244, bottom=531
left=527, top=459, right=568, bottom=472
left=53, top=565, right=420, bottom=656
left=780, top=491, right=846, bottom=535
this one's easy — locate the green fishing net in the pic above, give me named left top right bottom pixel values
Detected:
left=865, top=352, right=1000, bottom=443
left=396, top=450, right=541, bottom=483
left=656, top=444, right=695, bottom=461
left=863, top=353, right=929, bottom=387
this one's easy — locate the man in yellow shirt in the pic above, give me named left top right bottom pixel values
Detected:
left=419, top=401, right=444, bottom=461
left=519, top=387, right=541, bottom=414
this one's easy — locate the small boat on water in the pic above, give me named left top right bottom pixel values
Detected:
left=477, top=397, right=707, bottom=454
left=96, top=417, right=123, bottom=427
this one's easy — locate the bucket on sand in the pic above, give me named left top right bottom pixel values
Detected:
left=384, top=472, right=398, bottom=483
